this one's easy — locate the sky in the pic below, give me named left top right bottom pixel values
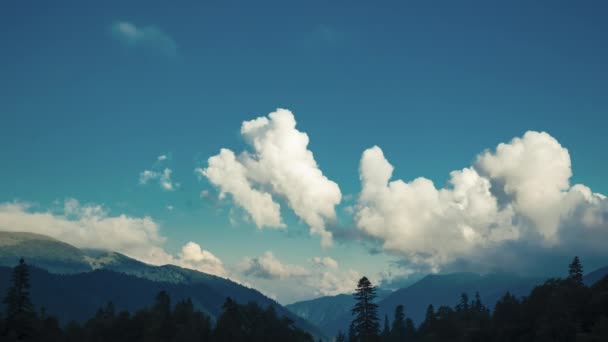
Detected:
left=1, top=1, right=607, bottom=304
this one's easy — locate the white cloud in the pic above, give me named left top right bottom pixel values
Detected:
left=311, top=256, right=339, bottom=269
left=475, top=131, right=572, bottom=241
left=166, top=205, right=174, bottom=211
left=199, top=190, right=210, bottom=199
left=139, top=155, right=178, bottom=191
left=238, top=251, right=364, bottom=302
left=177, top=242, right=226, bottom=277
left=159, top=168, right=176, bottom=191
left=139, top=170, right=159, bottom=185
left=198, top=150, right=283, bottom=228
left=240, top=251, right=309, bottom=280
left=139, top=168, right=176, bottom=191
left=110, top=21, right=177, bottom=57
left=0, top=199, right=226, bottom=276
left=318, top=269, right=362, bottom=296
left=354, top=131, right=608, bottom=272
left=201, top=109, right=342, bottom=247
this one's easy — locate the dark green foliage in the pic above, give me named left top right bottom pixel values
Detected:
left=348, top=321, right=356, bottom=342
left=389, top=304, right=406, bottom=341
left=0, top=259, right=314, bottom=341
left=568, top=256, right=584, bottom=285
left=0, top=263, right=324, bottom=338
left=381, top=315, right=390, bottom=340
left=352, top=276, right=380, bottom=342
left=344, top=257, right=608, bottom=342
left=3, top=258, right=35, bottom=340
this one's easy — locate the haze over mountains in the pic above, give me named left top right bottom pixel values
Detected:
left=0, top=231, right=325, bottom=339
left=287, top=262, right=608, bottom=337
left=2, top=231, right=608, bottom=339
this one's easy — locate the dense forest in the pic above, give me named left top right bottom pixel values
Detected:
left=343, top=257, right=608, bottom=342
left=2, top=257, right=608, bottom=341
left=0, top=259, right=313, bottom=342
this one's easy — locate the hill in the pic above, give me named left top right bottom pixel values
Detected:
left=0, top=231, right=324, bottom=339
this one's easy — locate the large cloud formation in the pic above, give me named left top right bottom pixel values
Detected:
left=200, top=109, right=342, bottom=247
left=0, top=199, right=226, bottom=276
left=355, top=131, right=607, bottom=273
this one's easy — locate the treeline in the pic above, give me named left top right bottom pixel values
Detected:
left=343, top=257, right=608, bottom=342
left=1, top=258, right=314, bottom=342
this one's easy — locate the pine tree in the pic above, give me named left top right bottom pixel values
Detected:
left=348, top=321, right=357, bottom=342
left=404, top=318, right=416, bottom=339
left=381, top=315, right=390, bottom=341
left=390, top=305, right=406, bottom=341
left=3, top=258, right=36, bottom=339
left=352, top=276, right=380, bottom=342
left=568, top=256, right=584, bottom=285
left=336, top=330, right=346, bottom=342
left=456, top=292, right=469, bottom=313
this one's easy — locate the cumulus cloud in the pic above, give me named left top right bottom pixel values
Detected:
left=318, top=269, right=362, bottom=296
left=139, top=170, right=159, bottom=185
left=239, top=251, right=363, bottom=302
left=240, top=251, right=309, bottom=280
left=200, top=109, right=342, bottom=247
left=110, top=21, right=177, bottom=57
left=311, top=256, right=339, bottom=269
left=198, top=150, right=283, bottom=228
left=0, top=199, right=226, bottom=276
left=354, top=131, right=608, bottom=273
left=177, top=242, right=226, bottom=277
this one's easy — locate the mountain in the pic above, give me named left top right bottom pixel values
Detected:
left=584, top=265, right=608, bottom=286
left=285, top=288, right=391, bottom=333
left=0, top=231, right=325, bottom=339
left=375, top=272, right=543, bottom=326
left=291, top=266, right=608, bottom=338
left=298, top=272, right=543, bottom=337
left=0, top=231, right=92, bottom=273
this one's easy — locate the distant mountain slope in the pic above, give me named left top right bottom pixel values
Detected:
left=285, top=289, right=391, bottom=331
left=294, top=267, right=608, bottom=337
left=584, top=266, right=608, bottom=286
left=376, top=272, right=543, bottom=325
left=0, top=231, right=91, bottom=273
left=0, top=231, right=325, bottom=339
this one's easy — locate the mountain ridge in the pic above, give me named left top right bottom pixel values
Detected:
left=0, top=231, right=325, bottom=339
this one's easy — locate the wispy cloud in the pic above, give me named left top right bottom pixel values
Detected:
left=110, top=21, right=177, bottom=57
left=238, top=251, right=364, bottom=301
left=139, top=154, right=179, bottom=191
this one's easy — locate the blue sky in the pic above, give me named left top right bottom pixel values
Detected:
left=1, top=1, right=607, bottom=303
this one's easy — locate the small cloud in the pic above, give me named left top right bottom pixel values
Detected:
left=240, top=251, right=309, bottom=280
left=109, top=21, right=177, bottom=57
left=177, top=241, right=226, bottom=276
left=139, top=155, right=178, bottom=191
left=139, top=168, right=176, bottom=191
left=159, top=168, right=176, bottom=191
left=166, top=205, right=174, bottom=211
left=139, top=170, right=159, bottom=185
left=311, top=256, right=339, bottom=269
